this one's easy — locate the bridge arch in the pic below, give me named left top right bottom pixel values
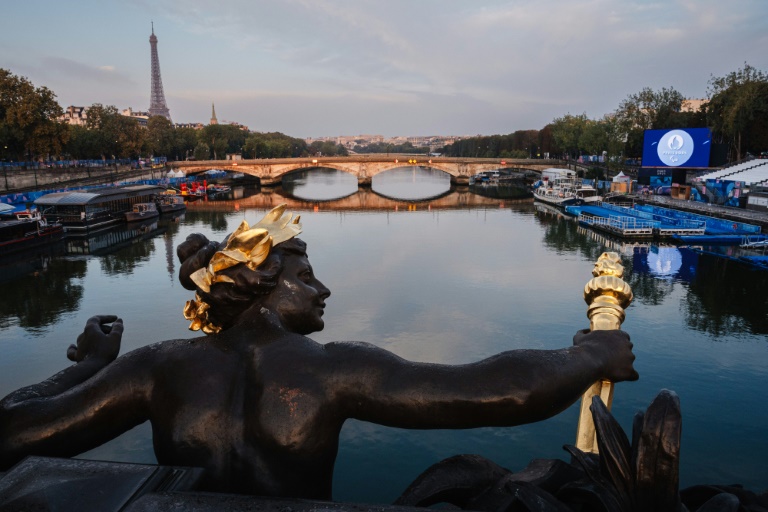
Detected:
left=177, top=157, right=569, bottom=186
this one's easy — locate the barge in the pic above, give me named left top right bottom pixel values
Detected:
left=34, top=185, right=166, bottom=233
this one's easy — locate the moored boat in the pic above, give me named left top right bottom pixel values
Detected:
left=534, top=176, right=601, bottom=208
left=206, top=184, right=232, bottom=197
left=0, top=207, right=64, bottom=255
left=124, top=202, right=159, bottom=222
left=154, top=193, right=187, bottom=214
left=34, top=185, right=166, bottom=232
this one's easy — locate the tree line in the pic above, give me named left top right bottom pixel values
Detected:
left=2, top=63, right=767, bottom=166
left=0, top=68, right=347, bottom=164
left=441, top=63, right=768, bottom=166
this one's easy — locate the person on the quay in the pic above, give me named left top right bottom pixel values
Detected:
left=0, top=205, right=638, bottom=500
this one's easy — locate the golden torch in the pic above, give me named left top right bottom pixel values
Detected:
left=575, top=252, right=633, bottom=453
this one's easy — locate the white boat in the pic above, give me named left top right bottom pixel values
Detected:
left=534, top=176, right=601, bottom=208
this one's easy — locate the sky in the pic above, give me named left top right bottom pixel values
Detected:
left=2, top=0, right=767, bottom=139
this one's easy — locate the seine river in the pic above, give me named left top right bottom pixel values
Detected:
left=0, top=167, right=766, bottom=504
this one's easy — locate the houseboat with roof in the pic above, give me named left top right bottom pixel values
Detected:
left=34, top=185, right=166, bottom=233
left=0, top=205, right=64, bottom=255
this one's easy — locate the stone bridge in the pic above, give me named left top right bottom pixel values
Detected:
left=176, top=156, right=569, bottom=186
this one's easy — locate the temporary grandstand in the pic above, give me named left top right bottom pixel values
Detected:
left=694, top=158, right=768, bottom=186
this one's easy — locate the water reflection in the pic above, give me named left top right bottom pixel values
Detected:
left=683, top=252, right=768, bottom=336
left=0, top=178, right=766, bottom=502
left=571, top=222, right=768, bottom=336
left=282, top=167, right=358, bottom=201
left=0, top=255, right=86, bottom=331
left=372, top=167, right=451, bottom=200
left=281, top=167, right=453, bottom=202
left=185, top=184, right=515, bottom=213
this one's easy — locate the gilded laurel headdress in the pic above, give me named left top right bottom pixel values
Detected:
left=183, top=204, right=302, bottom=334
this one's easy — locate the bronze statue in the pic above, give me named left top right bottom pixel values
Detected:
left=0, top=205, right=638, bottom=500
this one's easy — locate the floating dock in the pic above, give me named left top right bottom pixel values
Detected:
left=566, top=202, right=764, bottom=240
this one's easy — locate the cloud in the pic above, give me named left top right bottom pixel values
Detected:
left=8, top=0, right=765, bottom=135
left=42, top=57, right=134, bottom=86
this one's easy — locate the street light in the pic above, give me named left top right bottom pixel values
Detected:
left=2, top=146, right=7, bottom=191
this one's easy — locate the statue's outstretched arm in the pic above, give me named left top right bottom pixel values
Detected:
left=2, top=315, right=123, bottom=404
left=325, top=330, right=637, bottom=429
left=0, top=316, right=150, bottom=469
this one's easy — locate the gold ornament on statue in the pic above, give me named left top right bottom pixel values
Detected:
left=575, top=252, right=633, bottom=453
left=183, top=204, right=302, bottom=334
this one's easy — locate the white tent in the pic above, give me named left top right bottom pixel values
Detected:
left=612, top=171, right=630, bottom=182
left=0, top=203, right=15, bottom=214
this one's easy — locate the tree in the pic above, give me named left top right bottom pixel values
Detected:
left=114, top=115, right=145, bottom=159
left=245, top=132, right=308, bottom=159
left=706, top=63, right=768, bottom=160
left=538, top=124, right=559, bottom=157
left=146, top=116, right=175, bottom=158
left=199, top=124, right=248, bottom=159
left=64, top=124, right=100, bottom=159
left=579, top=119, right=608, bottom=156
left=175, top=127, right=198, bottom=161
left=550, top=113, right=588, bottom=159
left=614, top=86, right=684, bottom=133
left=0, top=68, right=68, bottom=162
left=193, top=142, right=210, bottom=161
left=82, top=103, right=145, bottom=160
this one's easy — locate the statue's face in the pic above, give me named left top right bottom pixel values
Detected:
left=261, top=254, right=331, bottom=335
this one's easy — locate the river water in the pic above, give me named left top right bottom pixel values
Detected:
left=0, top=167, right=766, bottom=503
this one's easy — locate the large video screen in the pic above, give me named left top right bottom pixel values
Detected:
left=641, top=128, right=712, bottom=168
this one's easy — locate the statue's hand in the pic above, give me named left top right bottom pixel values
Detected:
left=67, top=315, right=123, bottom=365
left=573, top=329, right=638, bottom=383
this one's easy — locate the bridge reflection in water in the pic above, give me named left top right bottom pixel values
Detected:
left=184, top=185, right=532, bottom=213
left=187, top=167, right=533, bottom=212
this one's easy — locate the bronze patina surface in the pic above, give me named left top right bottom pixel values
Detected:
left=0, top=205, right=638, bottom=501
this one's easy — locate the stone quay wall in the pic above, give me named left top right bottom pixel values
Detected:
left=1, top=166, right=166, bottom=193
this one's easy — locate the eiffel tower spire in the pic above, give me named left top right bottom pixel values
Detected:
left=148, top=22, right=172, bottom=122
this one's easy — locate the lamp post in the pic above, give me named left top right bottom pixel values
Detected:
left=2, top=145, right=7, bottom=191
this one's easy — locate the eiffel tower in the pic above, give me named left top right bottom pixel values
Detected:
left=148, top=22, right=172, bottom=121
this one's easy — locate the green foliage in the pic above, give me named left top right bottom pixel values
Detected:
left=706, top=63, right=768, bottom=159
left=614, top=86, right=685, bottom=133
left=550, top=113, right=588, bottom=158
left=4, top=63, right=768, bottom=167
left=354, top=141, right=428, bottom=155
left=307, top=139, right=348, bottom=157
left=146, top=116, right=175, bottom=157
left=66, top=103, right=146, bottom=159
left=193, top=142, right=210, bottom=160
left=65, top=125, right=98, bottom=159
left=0, top=68, right=68, bottom=161
left=245, top=132, right=308, bottom=158
left=196, top=124, right=248, bottom=159
left=441, top=130, right=542, bottom=158
left=175, top=127, right=198, bottom=160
